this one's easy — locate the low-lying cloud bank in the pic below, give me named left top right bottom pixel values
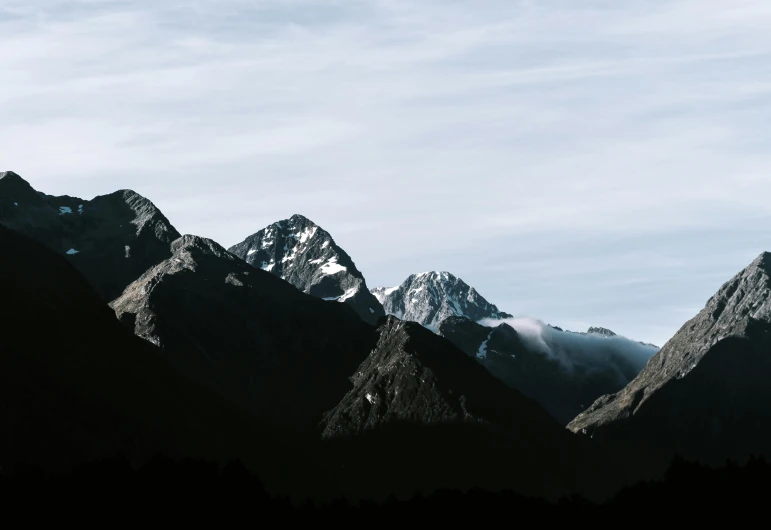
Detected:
left=480, top=317, right=659, bottom=384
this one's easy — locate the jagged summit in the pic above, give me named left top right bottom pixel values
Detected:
left=0, top=173, right=180, bottom=301
left=749, top=251, right=771, bottom=272
left=0, top=170, right=42, bottom=201
left=228, top=215, right=384, bottom=325
left=587, top=327, right=617, bottom=337
left=372, top=271, right=512, bottom=330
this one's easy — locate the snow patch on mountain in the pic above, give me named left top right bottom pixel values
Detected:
left=320, top=257, right=347, bottom=276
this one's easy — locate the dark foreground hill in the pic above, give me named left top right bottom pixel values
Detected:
left=0, top=223, right=318, bottom=495
left=0, top=454, right=768, bottom=523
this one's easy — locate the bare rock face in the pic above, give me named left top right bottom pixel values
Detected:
left=371, top=271, right=512, bottom=330
left=112, top=234, right=378, bottom=430
left=568, top=252, right=771, bottom=467
left=0, top=171, right=180, bottom=301
left=229, top=214, right=384, bottom=325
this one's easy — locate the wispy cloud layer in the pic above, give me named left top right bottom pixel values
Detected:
left=2, top=1, right=770, bottom=346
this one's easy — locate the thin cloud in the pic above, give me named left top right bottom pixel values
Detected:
left=1, top=1, right=770, bottom=347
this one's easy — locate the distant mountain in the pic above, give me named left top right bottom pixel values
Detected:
left=0, top=171, right=179, bottom=301
left=588, top=327, right=617, bottom=337
left=569, top=252, right=771, bottom=470
left=436, top=316, right=650, bottom=425
left=569, top=326, right=658, bottom=349
left=112, top=234, right=377, bottom=430
left=228, top=214, right=384, bottom=325
left=372, top=271, right=512, bottom=330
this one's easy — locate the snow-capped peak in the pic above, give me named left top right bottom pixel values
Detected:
left=371, top=271, right=512, bottom=330
left=228, top=214, right=384, bottom=324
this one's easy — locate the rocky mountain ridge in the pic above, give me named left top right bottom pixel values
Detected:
left=0, top=171, right=180, bottom=301
left=372, top=271, right=512, bottom=330
left=569, top=252, right=771, bottom=467
left=229, top=214, right=384, bottom=324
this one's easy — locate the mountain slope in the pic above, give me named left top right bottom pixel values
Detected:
left=568, top=252, right=771, bottom=468
left=0, top=223, right=288, bottom=480
left=0, top=171, right=180, bottom=301
left=228, top=214, right=384, bottom=324
left=111, top=234, right=378, bottom=430
left=436, top=316, right=647, bottom=424
left=372, top=271, right=512, bottom=330
left=319, top=316, right=588, bottom=499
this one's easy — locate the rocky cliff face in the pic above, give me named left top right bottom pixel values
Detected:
left=372, top=271, right=512, bottom=330
left=568, top=252, right=771, bottom=467
left=0, top=171, right=180, bottom=301
left=228, top=214, right=384, bottom=324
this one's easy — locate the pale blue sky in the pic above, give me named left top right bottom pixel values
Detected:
left=2, top=1, right=771, bottom=346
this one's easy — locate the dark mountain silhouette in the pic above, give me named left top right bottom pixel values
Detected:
left=229, top=214, right=384, bottom=324
left=0, top=223, right=313, bottom=493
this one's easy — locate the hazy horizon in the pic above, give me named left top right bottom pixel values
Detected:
left=3, top=1, right=771, bottom=347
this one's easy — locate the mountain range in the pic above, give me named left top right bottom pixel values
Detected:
left=2, top=169, right=771, bottom=504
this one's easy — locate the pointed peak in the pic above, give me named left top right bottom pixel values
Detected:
left=587, top=326, right=617, bottom=337
left=0, top=171, right=44, bottom=202
left=0, top=170, right=24, bottom=182
left=749, top=251, right=771, bottom=273
left=262, top=214, right=322, bottom=235
left=288, top=213, right=317, bottom=225
left=414, top=271, right=460, bottom=282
